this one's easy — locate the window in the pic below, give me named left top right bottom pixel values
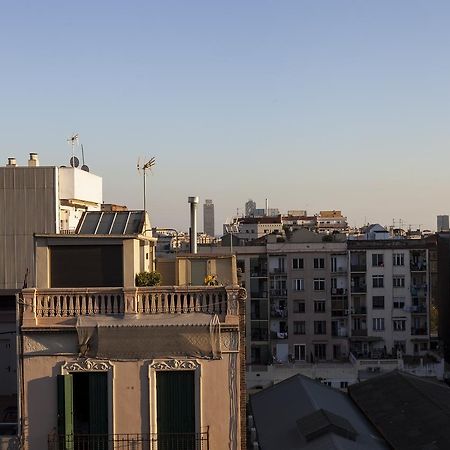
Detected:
left=314, top=321, right=327, bottom=334
left=393, top=253, right=404, bottom=266
left=372, top=275, right=384, bottom=288
left=340, top=381, right=349, bottom=389
left=372, top=254, right=384, bottom=267
left=393, top=276, right=405, bottom=288
left=393, top=318, right=406, bottom=331
left=292, top=258, right=304, bottom=270
left=294, top=301, right=305, bottom=313
left=293, top=321, right=306, bottom=335
left=372, top=318, right=385, bottom=331
left=293, top=279, right=304, bottom=291
left=313, top=278, right=325, bottom=291
left=393, top=297, right=405, bottom=309
left=314, top=258, right=325, bottom=269
left=330, top=277, right=337, bottom=290
left=372, top=296, right=385, bottom=309
left=314, top=344, right=327, bottom=360
left=294, top=344, right=306, bottom=361
left=314, top=301, right=326, bottom=313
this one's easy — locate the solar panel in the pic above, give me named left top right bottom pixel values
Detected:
left=79, top=211, right=102, bottom=234
left=76, top=211, right=145, bottom=235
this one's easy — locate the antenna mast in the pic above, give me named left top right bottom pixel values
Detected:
left=137, top=157, right=156, bottom=230
left=67, top=133, right=79, bottom=166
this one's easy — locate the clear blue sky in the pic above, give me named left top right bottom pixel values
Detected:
left=1, top=1, right=450, bottom=232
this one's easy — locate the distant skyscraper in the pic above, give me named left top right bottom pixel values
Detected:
left=245, top=199, right=256, bottom=217
left=437, top=215, right=449, bottom=232
left=203, top=199, right=215, bottom=236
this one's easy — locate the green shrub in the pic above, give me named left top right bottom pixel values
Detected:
left=135, top=271, right=161, bottom=287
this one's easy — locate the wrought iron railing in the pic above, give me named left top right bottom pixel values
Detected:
left=48, top=432, right=209, bottom=450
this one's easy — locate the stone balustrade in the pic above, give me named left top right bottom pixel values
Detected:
left=22, top=286, right=244, bottom=327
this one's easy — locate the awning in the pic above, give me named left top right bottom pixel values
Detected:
left=76, top=313, right=221, bottom=360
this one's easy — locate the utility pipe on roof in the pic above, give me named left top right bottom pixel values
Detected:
left=188, top=196, right=199, bottom=254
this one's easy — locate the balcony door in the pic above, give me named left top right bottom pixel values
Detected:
left=156, top=370, right=195, bottom=449
left=57, top=372, right=108, bottom=449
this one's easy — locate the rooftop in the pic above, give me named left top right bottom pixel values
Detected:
left=348, top=371, right=450, bottom=450
left=250, top=374, right=387, bottom=450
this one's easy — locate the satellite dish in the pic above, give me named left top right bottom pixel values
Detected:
left=70, top=156, right=80, bottom=168
left=81, top=165, right=90, bottom=172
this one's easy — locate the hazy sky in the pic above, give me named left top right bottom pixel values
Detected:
left=1, top=1, right=450, bottom=233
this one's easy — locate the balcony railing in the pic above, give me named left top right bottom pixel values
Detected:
left=351, top=286, right=367, bottom=293
left=269, top=289, right=287, bottom=297
left=270, top=331, right=288, bottom=340
left=48, top=432, right=209, bottom=450
left=410, top=262, right=427, bottom=272
left=23, top=286, right=242, bottom=325
left=350, top=264, right=366, bottom=272
left=411, top=327, right=428, bottom=336
left=351, top=329, right=368, bottom=337
left=270, top=308, right=288, bottom=319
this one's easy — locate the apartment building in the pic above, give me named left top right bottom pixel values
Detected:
left=19, top=213, right=246, bottom=450
left=200, top=230, right=350, bottom=366
left=268, top=232, right=349, bottom=365
left=348, top=238, right=436, bottom=357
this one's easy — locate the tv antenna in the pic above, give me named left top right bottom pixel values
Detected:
left=137, top=156, right=156, bottom=227
left=225, top=217, right=240, bottom=254
left=67, top=133, right=79, bottom=167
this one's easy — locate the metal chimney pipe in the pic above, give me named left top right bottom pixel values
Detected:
left=265, top=198, right=269, bottom=216
left=7, top=157, right=17, bottom=167
left=188, top=196, right=199, bottom=254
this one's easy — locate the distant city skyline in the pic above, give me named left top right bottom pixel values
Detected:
left=1, top=1, right=450, bottom=232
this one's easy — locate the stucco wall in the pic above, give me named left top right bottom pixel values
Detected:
left=22, top=352, right=238, bottom=450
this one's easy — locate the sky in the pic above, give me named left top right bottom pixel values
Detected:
left=1, top=1, right=450, bottom=233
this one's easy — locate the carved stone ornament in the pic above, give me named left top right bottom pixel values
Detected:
left=62, top=358, right=113, bottom=373
left=221, top=333, right=239, bottom=352
left=149, top=359, right=199, bottom=371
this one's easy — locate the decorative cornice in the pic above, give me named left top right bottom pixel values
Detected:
left=149, top=359, right=199, bottom=371
left=62, top=358, right=113, bottom=372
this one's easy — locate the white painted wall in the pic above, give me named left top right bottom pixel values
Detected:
left=59, top=167, right=102, bottom=205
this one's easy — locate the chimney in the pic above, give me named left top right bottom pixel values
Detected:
left=7, top=157, right=17, bottom=167
left=265, top=198, right=269, bottom=216
left=188, top=196, right=199, bottom=254
left=28, top=153, right=39, bottom=167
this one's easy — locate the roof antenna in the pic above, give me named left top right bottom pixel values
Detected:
left=67, top=133, right=80, bottom=168
left=80, top=144, right=89, bottom=172
left=137, top=157, right=156, bottom=230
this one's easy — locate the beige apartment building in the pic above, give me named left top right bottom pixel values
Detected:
left=19, top=211, right=246, bottom=450
left=267, top=230, right=349, bottom=364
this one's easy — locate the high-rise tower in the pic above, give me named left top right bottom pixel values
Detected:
left=203, top=199, right=215, bottom=236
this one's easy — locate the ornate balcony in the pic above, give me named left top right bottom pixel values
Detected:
left=22, top=286, right=243, bottom=328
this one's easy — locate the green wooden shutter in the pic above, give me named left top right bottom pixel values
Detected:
left=88, top=372, right=108, bottom=435
left=57, top=374, right=73, bottom=450
left=157, top=371, right=195, bottom=433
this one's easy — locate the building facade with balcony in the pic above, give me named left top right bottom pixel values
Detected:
left=19, top=224, right=245, bottom=450
left=348, top=238, right=436, bottom=358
